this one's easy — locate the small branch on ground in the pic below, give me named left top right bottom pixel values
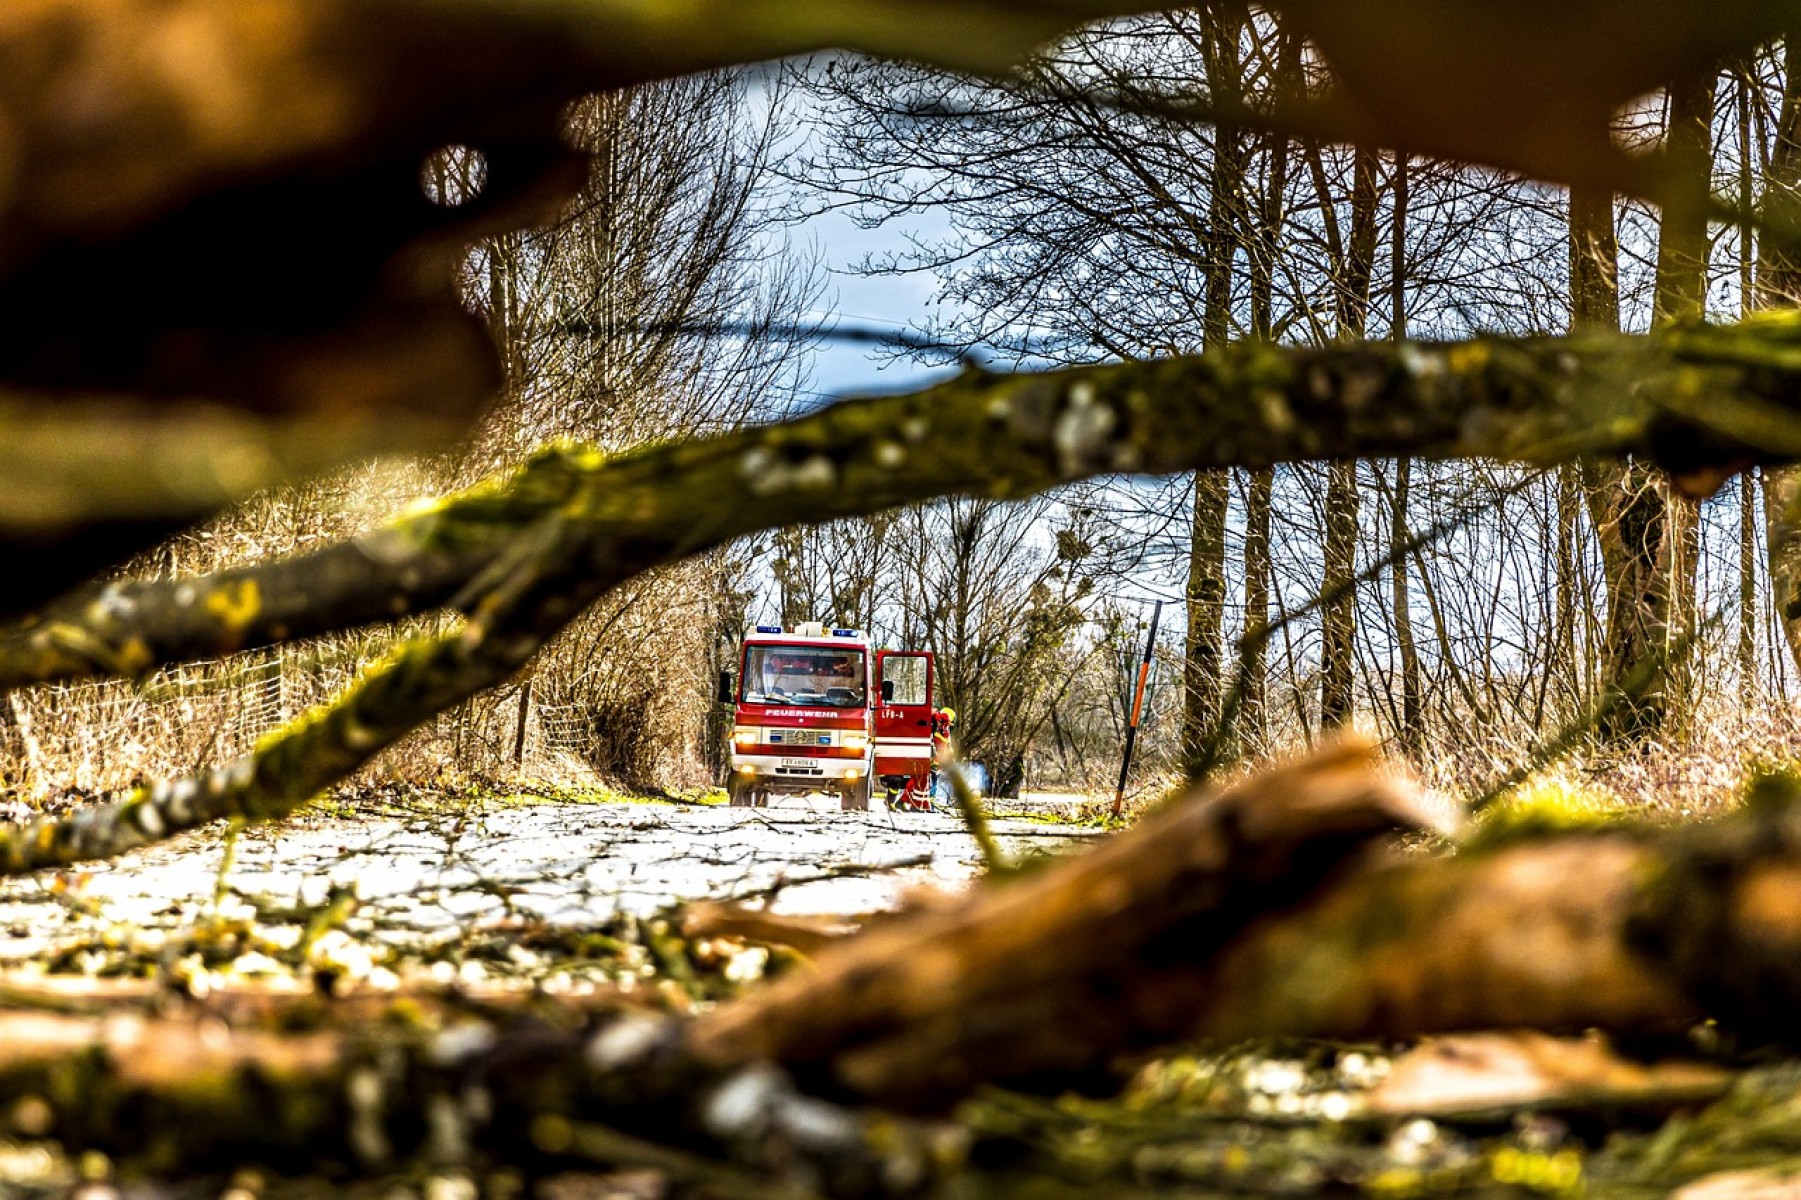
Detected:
left=716, top=855, right=936, bottom=906
left=679, top=902, right=855, bottom=958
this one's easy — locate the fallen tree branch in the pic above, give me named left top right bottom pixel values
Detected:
left=5, top=317, right=1801, bottom=867
left=0, top=510, right=605, bottom=873
left=0, top=740, right=1424, bottom=1186
left=10, top=316, right=1801, bottom=695
left=687, top=741, right=1435, bottom=1109
left=0, top=445, right=588, bottom=687
left=1, top=745, right=1800, bottom=1188
left=678, top=750, right=1801, bottom=1112
left=680, top=902, right=855, bottom=958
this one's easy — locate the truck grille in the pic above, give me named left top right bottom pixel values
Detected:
left=769, top=730, right=832, bottom=746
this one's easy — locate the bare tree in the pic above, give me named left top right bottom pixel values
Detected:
left=892, top=495, right=1098, bottom=796
left=1763, top=39, right=1801, bottom=676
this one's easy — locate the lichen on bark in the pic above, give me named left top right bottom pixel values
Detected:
left=4, top=320, right=1801, bottom=867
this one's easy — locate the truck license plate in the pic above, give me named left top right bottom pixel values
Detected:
left=781, top=758, right=815, bottom=770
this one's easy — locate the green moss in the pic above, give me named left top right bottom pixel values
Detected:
left=1739, top=762, right=1801, bottom=815
left=983, top=806, right=1110, bottom=830
left=1467, top=772, right=1636, bottom=851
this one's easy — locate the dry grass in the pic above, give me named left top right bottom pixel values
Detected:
left=0, top=458, right=739, bottom=807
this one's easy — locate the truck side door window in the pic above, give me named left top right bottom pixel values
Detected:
left=881, top=656, right=928, bottom=707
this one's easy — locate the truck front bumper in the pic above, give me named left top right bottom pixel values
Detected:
left=730, top=753, right=871, bottom=792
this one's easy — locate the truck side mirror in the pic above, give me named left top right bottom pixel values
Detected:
left=717, top=671, right=734, bottom=704
left=881, top=679, right=894, bottom=702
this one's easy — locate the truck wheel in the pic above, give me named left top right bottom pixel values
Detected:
left=840, top=777, right=872, bottom=812
left=728, top=777, right=755, bottom=807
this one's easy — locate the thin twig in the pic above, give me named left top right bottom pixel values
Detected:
left=948, top=762, right=1008, bottom=874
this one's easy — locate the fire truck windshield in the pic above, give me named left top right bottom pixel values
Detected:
left=742, top=645, right=867, bottom=708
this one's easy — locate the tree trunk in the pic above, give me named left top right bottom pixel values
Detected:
left=1185, top=473, right=1231, bottom=769
left=1320, top=462, right=1360, bottom=728
left=1570, top=180, right=1673, bottom=744
left=1390, top=458, right=1423, bottom=753
left=1739, top=71, right=1762, bottom=705
left=1583, top=458, right=1674, bottom=743
left=1234, top=33, right=1294, bottom=758
left=1743, top=468, right=1762, bottom=704
left=1762, top=36, right=1801, bottom=675
left=1240, top=468, right=1273, bottom=753
left=1653, top=72, right=1717, bottom=727
left=1319, top=146, right=1380, bottom=730
left=1181, top=5, right=1247, bottom=774
left=1389, top=154, right=1423, bottom=755
left=0, top=694, right=32, bottom=793
left=1556, top=464, right=1586, bottom=711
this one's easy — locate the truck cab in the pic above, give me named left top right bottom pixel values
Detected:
left=722, top=622, right=934, bottom=811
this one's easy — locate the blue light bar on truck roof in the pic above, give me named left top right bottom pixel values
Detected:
left=755, top=624, right=783, bottom=634
left=832, top=628, right=856, bottom=637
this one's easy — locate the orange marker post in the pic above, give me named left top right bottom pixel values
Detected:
left=1111, top=599, right=1162, bottom=817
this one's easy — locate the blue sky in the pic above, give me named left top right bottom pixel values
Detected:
left=790, top=204, right=962, bottom=402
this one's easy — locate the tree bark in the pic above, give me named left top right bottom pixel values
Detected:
left=1319, top=146, right=1380, bottom=729
left=1653, top=72, right=1718, bottom=726
left=1387, top=154, right=1424, bottom=754
left=1583, top=457, right=1674, bottom=744
left=1390, top=457, right=1424, bottom=752
left=1570, top=180, right=1674, bottom=744
left=1555, top=464, right=1587, bottom=711
left=1231, top=28, right=1298, bottom=761
left=1320, top=461, right=1361, bottom=728
left=1739, top=69, right=1763, bottom=703
left=1762, top=36, right=1801, bottom=676
left=1183, top=472, right=1231, bottom=768
left=1240, top=468, right=1274, bottom=754
left=1181, top=4, right=1247, bottom=774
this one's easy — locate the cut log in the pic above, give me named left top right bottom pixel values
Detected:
left=686, top=738, right=1435, bottom=1108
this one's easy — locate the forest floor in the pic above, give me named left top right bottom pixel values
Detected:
left=0, top=787, right=1102, bottom=990
left=0, top=786, right=1792, bottom=1198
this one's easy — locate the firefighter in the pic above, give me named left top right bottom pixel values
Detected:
left=932, top=706, right=957, bottom=759
left=891, top=707, right=957, bottom=813
left=928, top=706, right=958, bottom=808
left=824, top=652, right=862, bottom=702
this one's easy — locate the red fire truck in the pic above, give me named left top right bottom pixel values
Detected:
left=720, top=622, right=935, bottom=811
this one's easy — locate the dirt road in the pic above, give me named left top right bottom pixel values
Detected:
left=0, top=792, right=1098, bottom=977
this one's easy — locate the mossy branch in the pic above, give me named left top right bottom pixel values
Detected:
left=0, top=511, right=600, bottom=874
left=0, top=446, right=594, bottom=688
left=3, top=318, right=1801, bottom=868
left=10, top=316, right=1801, bottom=696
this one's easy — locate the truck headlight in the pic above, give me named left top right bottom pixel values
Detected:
left=840, top=731, right=869, bottom=753
left=732, top=726, right=758, bottom=747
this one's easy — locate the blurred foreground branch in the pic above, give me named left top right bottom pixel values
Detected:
left=0, top=744, right=1799, bottom=1190
left=0, top=0, right=1792, bottom=624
